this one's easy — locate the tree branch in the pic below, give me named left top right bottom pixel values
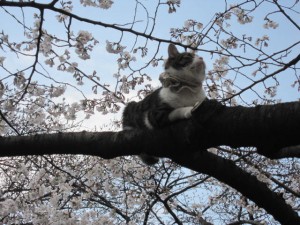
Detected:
left=0, top=100, right=299, bottom=159
left=272, top=0, right=300, bottom=31
left=223, top=53, right=300, bottom=101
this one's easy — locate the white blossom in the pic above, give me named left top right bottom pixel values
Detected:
left=221, top=37, right=238, bottom=49
left=67, top=62, right=78, bottom=73
left=151, top=59, right=159, bottom=67
left=18, top=163, right=29, bottom=176
left=196, top=22, right=203, bottom=30
left=0, top=199, right=17, bottom=215
left=106, top=40, right=126, bottom=54
left=49, top=85, right=66, bottom=98
left=264, top=86, right=277, bottom=97
left=77, top=79, right=84, bottom=85
left=13, top=72, right=26, bottom=89
left=118, top=51, right=136, bottom=70
left=184, top=19, right=194, bottom=29
left=59, top=55, right=66, bottom=63
left=0, top=56, right=5, bottom=65
left=77, top=30, right=93, bottom=45
left=40, top=35, right=52, bottom=56
left=255, top=35, right=269, bottom=47
left=0, top=81, right=5, bottom=99
left=80, top=0, right=97, bottom=7
left=1, top=34, right=8, bottom=43
left=230, top=5, right=253, bottom=24
left=74, top=30, right=96, bottom=60
left=99, top=0, right=114, bottom=9
left=32, top=110, right=46, bottom=124
left=45, top=58, right=55, bottom=67
left=263, top=19, right=279, bottom=29
left=56, top=2, right=73, bottom=22
left=167, top=0, right=180, bottom=13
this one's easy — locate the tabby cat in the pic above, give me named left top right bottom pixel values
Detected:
left=122, top=44, right=206, bottom=165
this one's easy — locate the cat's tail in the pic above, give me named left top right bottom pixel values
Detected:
left=139, top=153, right=159, bottom=165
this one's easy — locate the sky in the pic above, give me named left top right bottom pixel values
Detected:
left=0, top=0, right=299, bottom=130
left=0, top=2, right=299, bottom=224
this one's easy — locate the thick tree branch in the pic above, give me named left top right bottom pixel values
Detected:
left=191, top=100, right=300, bottom=159
left=0, top=100, right=299, bottom=158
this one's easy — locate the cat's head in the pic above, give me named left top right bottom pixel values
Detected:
left=164, top=44, right=206, bottom=83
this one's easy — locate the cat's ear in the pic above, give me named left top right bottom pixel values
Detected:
left=168, top=44, right=179, bottom=58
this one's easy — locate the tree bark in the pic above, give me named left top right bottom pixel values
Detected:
left=0, top=100, right=300, bottom=224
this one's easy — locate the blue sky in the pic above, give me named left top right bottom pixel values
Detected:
left=0, top=0, right=299, bottom=129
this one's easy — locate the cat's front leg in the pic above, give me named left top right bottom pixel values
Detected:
left=168, top=106, right=193, bottom=121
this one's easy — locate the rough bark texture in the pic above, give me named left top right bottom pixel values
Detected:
left=0, top=100, right=300, bottom=224
left=191, top=100, right=300, bottom=158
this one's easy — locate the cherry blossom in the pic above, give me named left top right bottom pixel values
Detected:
left=0, top=1, right=299, bottom=224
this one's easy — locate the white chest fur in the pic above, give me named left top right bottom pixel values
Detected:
left=159, top=87, right=206, bottom=108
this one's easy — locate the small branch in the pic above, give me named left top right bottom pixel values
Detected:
left=16, top=8, right=45, bottom=103
left=272, top=0, right=300, bottom=31
left=0, top=110, right=20, bottom=135
left=223, top=53, right=300, bottom=101
left=155, top=193, right=183, bottom=225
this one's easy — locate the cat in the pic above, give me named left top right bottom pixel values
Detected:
left=122, top=43, right=206, bottom=165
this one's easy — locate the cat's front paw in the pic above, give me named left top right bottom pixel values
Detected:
left=168, top=106, right=193, bottom=121
left=184, top=107, right=193, bottom=118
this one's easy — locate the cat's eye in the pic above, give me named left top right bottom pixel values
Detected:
left=179, top=54, right=193, bottom=67
left=180, top=61, right=190, bottom=67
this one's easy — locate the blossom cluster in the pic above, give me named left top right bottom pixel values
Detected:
left=212, top=55, right=229, bottom=78
left=106, top=41, right=126, bottom=54
left=183, top=19, right=203, bottom=31
left=263, top=18, right=279, bottom=29
left=0, top=80, right=5, bottom=99
left=13, top=72, right=26, bottom=89
left=56, top=1, right=73, bottom=22
left=230, top=5, right=253, bottom=24
left=0, top=56, right=5, bottom=65
left=167, top=0, right=181, bottom=13
left=170, top=19, right=204, bottom=47
left=80, top=0, right=114, bottom=9
left=40, top=35, right=53, bottom=57
left=75, top=30, right=97, bottom=60
left=221, top=37, right=238, bottom=49
left=117, top=51, right=136, bottom=70
left=255, top=35, right=269, bottom=48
